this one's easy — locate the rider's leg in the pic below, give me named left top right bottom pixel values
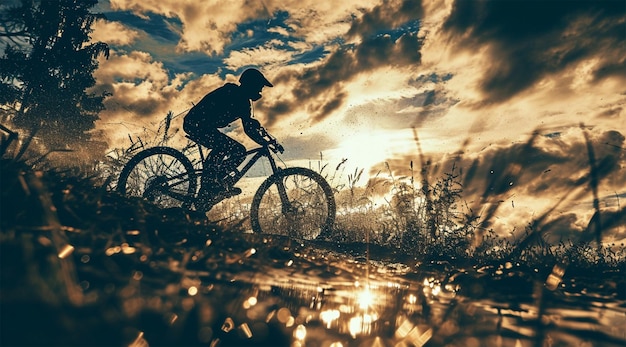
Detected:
left=193, top=132, right=245, bottom=211
left=204, top=133, right=246, bottom=185
left=185, top=129, right=222, bottom=193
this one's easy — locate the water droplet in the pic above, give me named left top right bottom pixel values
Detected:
left=57, top=244, right=74, bottom=259
left=221, top=317, right=235, bottom=332
left=132, top=271, right=143, bottom=281
left=244, top=248, right=256, bottom=257
left=276, top=307, right=291, bottom=324
left=128, top=331, right=148, bottom=347
left=293, top=324, right=306, bottom=341
left=239, top=323, right=253, bottom=339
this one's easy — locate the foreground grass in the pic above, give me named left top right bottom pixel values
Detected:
left=1, top=158, right=328, bottom=346
left=320, top=162, right=626, bottom=275
left=1, top=157, right=624, bottom=346
left=3, top=155, right=623, bottom=275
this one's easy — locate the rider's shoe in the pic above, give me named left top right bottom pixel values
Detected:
left=195, top=185, right=242, bottom=212
left=194, top=193, right=214, bottom=212
left=216, top=186, right=242, bottom=199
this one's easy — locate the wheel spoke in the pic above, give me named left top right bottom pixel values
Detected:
left=250, top=167, right=335, bottom=240
left=117, top=147, right=197, bottom=210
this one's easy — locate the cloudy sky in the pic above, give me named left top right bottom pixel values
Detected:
left=89, top=0, right=625, bottom=242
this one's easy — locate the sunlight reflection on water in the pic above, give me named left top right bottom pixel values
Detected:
left=91, top=230, right=626, bottom=347
left=197, top=263, right=626, bottom=347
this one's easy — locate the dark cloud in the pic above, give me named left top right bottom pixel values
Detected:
left=457, top=129, right=625, bottom=201
left=371, top=127, right=625, bottom=235
left=599, top=129, right=625, bottom=151
left=596, top=106, right=623, bottom=119
left=443, top=0, right=626, bottom=103
left=259, top=0, right=425, bottom=125
left=347, top=0, right=423, bottom=39
left=336, top=89, right=456, bottom=131
left=296, top=49, right=354, bottom=97
left=263, top=32, right=425, bottom=123
left=316, top=90, right=347, bottom=121
left=104, top=11, right=182, bottom=43
left=594, top=59, right=626, bottom=82
left=102, top=84, right=180, bottom=119
left=542, top=203, right=626, bottom=245
left=541, top=213, right=584, bottom=243
left=375, top=127, right=625, bottom=201
left=463, top=129, right=625, bottom=232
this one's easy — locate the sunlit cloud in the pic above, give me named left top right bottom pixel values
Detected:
left=91, top=19, right=139, bottom=46
left=89, top=0, right=625, bottom=238
left=94, top=51, right=198, bottom=145
left=96, top=51, right=170, bottom=86
left=223, top=46, right=294, bottom=70
left=108, top=0, right=384, bottom=55
left=109, top=0, right=261, bottom=55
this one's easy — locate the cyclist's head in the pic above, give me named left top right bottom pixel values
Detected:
left=239, top=68, right=273, bottom=101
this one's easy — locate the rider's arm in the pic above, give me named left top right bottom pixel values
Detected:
left=242, top=117, right=267, bottom=145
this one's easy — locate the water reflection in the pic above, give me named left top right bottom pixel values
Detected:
left=59, top=230, right=625, bottom=347
left=200, top=264, right=626, bottom=347
left=4, top=226, right=624, bottom=347
left=208, top=273, right=446, bottom=346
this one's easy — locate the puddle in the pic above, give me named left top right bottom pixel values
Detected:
left=1, top=216, right=624, bottom=347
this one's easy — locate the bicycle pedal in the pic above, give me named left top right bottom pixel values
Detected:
left=220, top=187, right=242, bottom=198
left=186, top=210, right=208, bottom=220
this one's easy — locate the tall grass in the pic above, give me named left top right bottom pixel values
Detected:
left=8, top=114, right=622, bottom=273
left=312, top=126, right=625, bottom=274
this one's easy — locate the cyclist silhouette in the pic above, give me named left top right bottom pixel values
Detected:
left=183, top=68, right=273, bottom=210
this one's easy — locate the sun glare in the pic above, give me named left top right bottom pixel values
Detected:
left=328, top=130, right=415, bottom=181
left=357, top=287, right=375, bottom=310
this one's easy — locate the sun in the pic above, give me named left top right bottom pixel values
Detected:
left=327, top=129, right=416, bottom=182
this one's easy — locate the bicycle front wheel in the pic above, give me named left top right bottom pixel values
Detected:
left=250, top=167, right=335, bottom=240
left=117, top=147, right=197, bottom=209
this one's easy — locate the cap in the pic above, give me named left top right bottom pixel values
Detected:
left=239, top=68, right=273, bottom=88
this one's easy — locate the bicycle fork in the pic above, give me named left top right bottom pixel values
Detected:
left=267, top=157, right=299, bottom=218
left=275, top=179, right=294, bottom=215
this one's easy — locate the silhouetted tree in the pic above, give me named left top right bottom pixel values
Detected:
left=0, top=0, right=109, bottom=149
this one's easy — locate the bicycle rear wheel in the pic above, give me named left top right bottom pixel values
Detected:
left=250, top=167, right=335, bottom=240
left=117, top=147, right=197, bottom=209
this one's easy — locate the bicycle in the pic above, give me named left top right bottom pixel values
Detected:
left=116, top=127, right=335, bottom=240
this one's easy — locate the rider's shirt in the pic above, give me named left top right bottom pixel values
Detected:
left=184, top=83, right=252, bottom=129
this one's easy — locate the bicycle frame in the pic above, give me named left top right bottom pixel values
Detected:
left=118, top=131, right=336, bottom=237
left=194, top=142, right=281, bottom=186
left=187, top=141, right=295, bottom=210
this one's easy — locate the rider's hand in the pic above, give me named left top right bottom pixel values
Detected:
left=266, top=138, right=283, bottom=153
left=274, top=142, right=284, bottom=153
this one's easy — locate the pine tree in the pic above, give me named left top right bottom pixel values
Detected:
left=0, top=0, right=110, bottom=149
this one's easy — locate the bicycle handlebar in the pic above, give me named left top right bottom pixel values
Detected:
left=258, top=127, right=284, bottom=154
